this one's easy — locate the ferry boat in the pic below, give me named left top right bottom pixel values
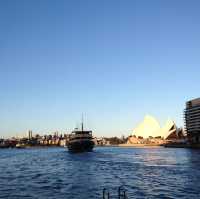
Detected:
left=68, top=121, right=94, bottom=153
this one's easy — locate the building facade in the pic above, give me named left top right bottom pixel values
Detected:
left=185, top=98, right=200, bottom=143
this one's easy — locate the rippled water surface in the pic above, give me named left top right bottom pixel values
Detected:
left=0, top=147, right=200, bottom=198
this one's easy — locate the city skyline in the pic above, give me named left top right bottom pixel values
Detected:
left=1, top=0, right=200, bottom=137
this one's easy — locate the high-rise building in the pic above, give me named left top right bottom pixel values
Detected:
left=185, top=98, right=200, bottom=143
left=28, top=130, right=33, bottom=140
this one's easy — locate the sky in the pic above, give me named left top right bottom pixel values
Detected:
left=0, top=0, right=200, bottom=138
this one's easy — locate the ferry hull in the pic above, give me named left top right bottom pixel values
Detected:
left=68, top=140, right=94, bottom=153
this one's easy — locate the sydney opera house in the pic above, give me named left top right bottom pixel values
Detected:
left=127, top=115, right=184, bottom=145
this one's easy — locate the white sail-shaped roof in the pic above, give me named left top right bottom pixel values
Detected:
left=132, top=115, right=177, bottom=139
left=133, top=115, right=160, bottom=138
left=159, top=119, right=177, bottom=139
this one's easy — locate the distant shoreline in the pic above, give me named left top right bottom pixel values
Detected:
left=2, top=143, right=200, bottom=149
left=118, top=143, right=162, bottom=148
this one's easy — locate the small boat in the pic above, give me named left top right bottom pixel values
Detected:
left=16, top=143, right=26, bottom=149
left=68, top=120, right=94, bottom=153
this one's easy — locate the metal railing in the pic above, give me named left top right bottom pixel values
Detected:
left=103, top=188, right=110, bottom=199
left=102, top=186, right=128, bottom=199
left=118, top=186, right=127, bottom=199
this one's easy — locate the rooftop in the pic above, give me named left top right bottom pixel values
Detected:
left=186, top=98, right=200, bottom=108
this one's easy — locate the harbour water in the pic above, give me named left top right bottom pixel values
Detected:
left=0, top=147, right=200, bottom=199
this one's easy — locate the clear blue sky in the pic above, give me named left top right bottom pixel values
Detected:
left=0, top=0, right=199, bottom=137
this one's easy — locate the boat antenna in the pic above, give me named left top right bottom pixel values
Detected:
left=81, top=114, right=84, bottom=132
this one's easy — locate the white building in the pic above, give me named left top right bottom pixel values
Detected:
left=132, top=115, right=177, bottom=139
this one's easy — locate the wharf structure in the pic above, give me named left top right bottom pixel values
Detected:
left=185, top=98, right=200, bottom=144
